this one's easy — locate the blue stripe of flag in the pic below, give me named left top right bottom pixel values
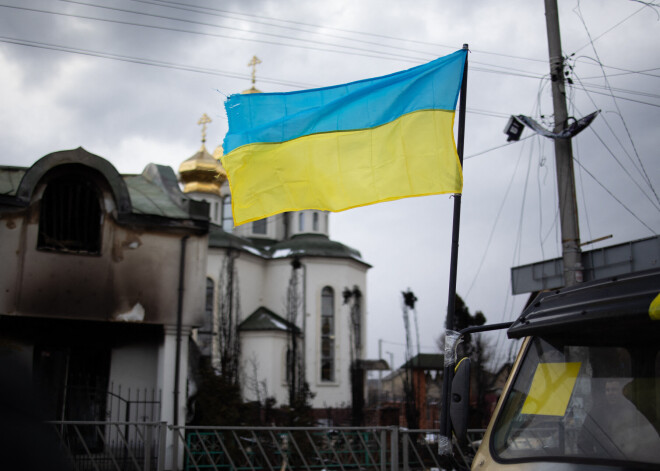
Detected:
left=223, top=49, right=466, bottom=154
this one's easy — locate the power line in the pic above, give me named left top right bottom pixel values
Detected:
left=122, top=0, right=448, bottom=61
left=137, top=0, right=549, bottom=65
left=572, top=157, right=657, bottom=235
left=0, top=35, right=315, bottom=88
left=2, top=3, right=427, bottom=64
left=572, top=3, right=660, bottom=207
left=8, top=2, right=649, bottom=92
left=48, top=1, right=553, bottom=80
left=464, top=135, right=533, bottom=160
left=0, top=34, right=523, bottom=122
left=463, top=136, right=530, bottom=299
left=571, top=0, right=659, bottom=55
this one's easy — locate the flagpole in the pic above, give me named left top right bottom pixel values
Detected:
left=439, top=43, right=469, bottom=450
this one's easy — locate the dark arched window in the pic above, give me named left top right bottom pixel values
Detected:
left=321, top=286, right=335, bottom=382
left=38, top=174, right=102, bottom=254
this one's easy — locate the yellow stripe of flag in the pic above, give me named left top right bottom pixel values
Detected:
left=223, top=109, right=462, bottom=225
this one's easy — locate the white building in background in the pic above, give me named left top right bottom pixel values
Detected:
left=179, top=112, right=371, bottom=410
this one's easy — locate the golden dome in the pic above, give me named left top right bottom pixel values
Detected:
left=242, top=86, right=262, bottom=94
left=179, top=144, right=227, bottom=197
left=179, top=113, right=227, bottom=196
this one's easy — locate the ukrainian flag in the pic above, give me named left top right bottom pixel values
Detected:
left=221, top=49, right=467, bottom=225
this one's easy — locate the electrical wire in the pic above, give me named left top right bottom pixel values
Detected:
left=134, top=0, right=549, bottom=65
left=572, top=157, right=657, bottom=235
left=1, top=3, right=427, bottom=64
left=0, top=35, right=317, bottom=89
left=573, top=137, right=594, bottom=244
left=464, top=135, right=534, bottom=160
left=573, top=1, right=660, bottom=206
left=571, top=0, right=659, bottom=55
left=570, top=75, right=660, bottom=212
left=122, top=0, right=459, bottom=63
left=0, top=35, right=523, bottom=122
left=463, top=135, right=529, bottom=299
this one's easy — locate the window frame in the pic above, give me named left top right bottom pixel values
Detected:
left=37, top=171, right=103, bottom=255
left=320, top=286, right=336, bottom=382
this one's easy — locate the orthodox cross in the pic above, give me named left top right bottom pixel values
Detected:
left=197, top=113, right=212, bottom=144
left=248, top=55, right=261, bottom=86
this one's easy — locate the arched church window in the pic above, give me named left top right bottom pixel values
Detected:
left=321, top=286, right=335, bottom=382
left=38, top=173, right=102, bottom=254
left=298, top=212, right=304, bottom=232
left=313, top=212, right=319, bottom=231
left=222, top=195, right=233, bottom=232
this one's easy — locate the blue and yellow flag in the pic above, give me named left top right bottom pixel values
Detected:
left=221, top=49, right=467, bottom=225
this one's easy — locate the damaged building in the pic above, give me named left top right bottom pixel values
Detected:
left=0, top=147, right=209, bottom=463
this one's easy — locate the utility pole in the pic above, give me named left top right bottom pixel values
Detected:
left=545, top=0, right=583, bottom=287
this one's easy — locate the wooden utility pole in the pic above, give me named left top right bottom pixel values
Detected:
left=545, top=0, right=583, bottom=287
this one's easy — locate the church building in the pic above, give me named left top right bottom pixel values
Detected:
left=179, top=107, right=371, bottom=411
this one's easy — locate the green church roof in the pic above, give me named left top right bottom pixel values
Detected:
left=239, top=306, right=300, bottom=333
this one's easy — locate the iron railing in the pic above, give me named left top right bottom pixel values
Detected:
left=50, top=421, right=167, bottom=471
left=50, top=422, right=485, bottom=471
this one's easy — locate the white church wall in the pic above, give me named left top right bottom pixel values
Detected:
left=261, top=259, right=298, bottom=318
left=303, top=258, right=368, bottom=408
left=240, top=330, right=290, bottom=405
left=206, top=247, right=268, bottom=320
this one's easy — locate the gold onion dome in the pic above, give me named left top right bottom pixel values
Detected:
left=179, top=114, right=227, bottom=197
left=242, top=85, right=262, bottom=94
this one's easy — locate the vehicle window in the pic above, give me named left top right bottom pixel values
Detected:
left=492, top=337, right=660, bottom=465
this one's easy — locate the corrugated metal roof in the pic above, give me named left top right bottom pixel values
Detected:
left=124, top=175, right=190, bottom=219
left=0, top=167, right=25, bottom=197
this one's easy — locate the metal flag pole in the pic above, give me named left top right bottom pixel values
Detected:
left=439, top=42, right=469, bottom=450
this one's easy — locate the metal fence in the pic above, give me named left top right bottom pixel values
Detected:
left=51, top=422, right=484, bottom=471
left=51, top=421, right=167, bottom=471
left=170, top=426, right=485, bottom=471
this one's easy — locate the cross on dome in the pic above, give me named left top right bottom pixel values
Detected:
left=248, top=55, right=261, bottom=86
left=197, top=113, right=212, bottom=145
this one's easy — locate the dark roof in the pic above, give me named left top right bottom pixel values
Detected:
left=508, top=268, right=660, bottom=339
left=0, top=166, right=25, bottom=197
left=268, top=233, right=369, bottom=267
left=0, top=148, right=208, bottom=230
left=358, top=359, right=390, bottom=371
left=401, top=353, right=445, bottom=370
left=239, top=306, right=300, bottom=333
left=208, top=228, right=369, bottom=266
left=208, top=224, right=264, bottom=253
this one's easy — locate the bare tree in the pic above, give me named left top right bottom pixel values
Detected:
left=286, top=259, right=304, bottom=407
left=343, top=286, right=363, bottom=426
left=217, top=249, right=241, bottom=387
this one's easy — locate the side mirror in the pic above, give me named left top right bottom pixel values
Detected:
left=450, top=357, right=471, bottom=445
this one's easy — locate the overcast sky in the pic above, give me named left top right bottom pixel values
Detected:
left=2, top=0, right=659, bottom=371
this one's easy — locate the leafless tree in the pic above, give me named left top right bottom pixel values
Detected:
left=217, top=249, right=241, bottom=387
